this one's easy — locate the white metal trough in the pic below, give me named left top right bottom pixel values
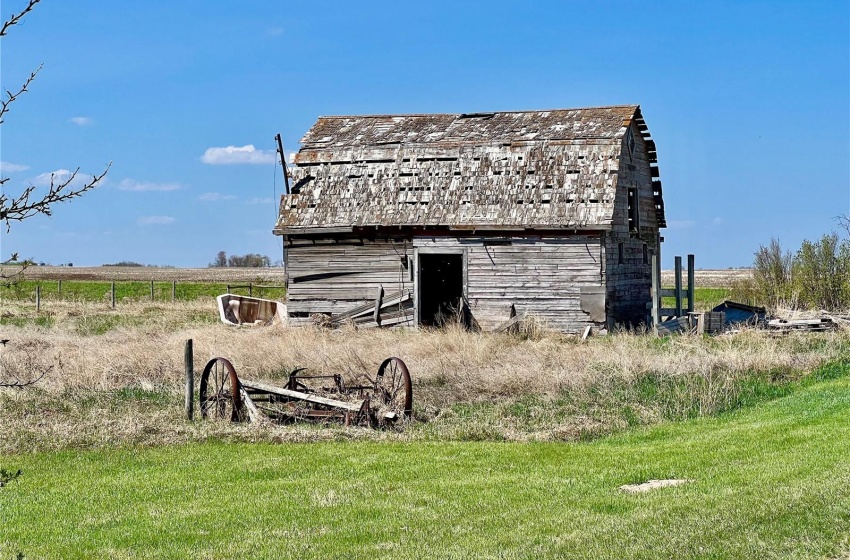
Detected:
left=216, top=293, right=287, bottom=327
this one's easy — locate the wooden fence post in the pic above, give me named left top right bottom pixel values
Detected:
left=172, top=281, right=176, bottom=303
left=248, top=283, right=253, bottom=297
left=57, top=279, right=62, bottom=295
left=687, top=254, right=695, bottom=313
left=184, top=339, right=194, bottom=421
left=111, top=282, right=116, bottom=308
left=674, top=256, right=683, bottom=317
left=150, top=280, right=155, bottom=302
left=36, top=285, right=41, bottom=313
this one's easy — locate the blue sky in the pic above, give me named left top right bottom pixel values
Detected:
left=0, top=0, right=847, bottom=268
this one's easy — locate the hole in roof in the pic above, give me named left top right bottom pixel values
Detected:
left=458, top=112, right=495, bottom=120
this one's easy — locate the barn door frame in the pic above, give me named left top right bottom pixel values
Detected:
left=412, top=246, right=468, bottom=327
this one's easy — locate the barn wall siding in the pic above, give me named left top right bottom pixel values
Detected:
left=285, top=234, right=606, bottom=333
left=458, top=236, right=605, bottom=333
left=604, top=122, right=656, bottom=326
left=285, top=238, right=414, bottom=322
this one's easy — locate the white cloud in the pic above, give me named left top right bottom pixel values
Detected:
left=32, top=168, right=95, bottom=188
left=667, top=220, right=696, bottom=230
left=201, top=144, right=276, bottom=165
left=711, top=217, right=725, bottom=226
left=0, top=161, right=29, bottom=173
left=137, top=215, right=175, bottom=226
left=244, top=197, right=274, bottom=205
left=199, top=192, right=238, bottom=201
left=69, top=116, right=93, bottom=126
left=118, top=178, right=182, bottom=192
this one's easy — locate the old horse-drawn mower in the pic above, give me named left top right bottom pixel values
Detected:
left=198, top=357, right=412, bottom=428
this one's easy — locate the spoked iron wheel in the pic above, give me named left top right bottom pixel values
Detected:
left=375, top=357, right=413, bottom=419
left=199, top=357, right=245, bottom=422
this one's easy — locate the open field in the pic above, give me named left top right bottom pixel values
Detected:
left=2, top=265, right=288, bottom=283
left=2, top=376, right=849, bottom=559
left=660, top=268, right=752, bottom=288
left=0, top=280, right=286, bottom=305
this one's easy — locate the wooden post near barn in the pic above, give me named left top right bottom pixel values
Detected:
left=184, top=339, right=194, bottom=421
left=674, top=256, right=683, bottom=317
left=650, top=253, right=659, bottom=335
left=687, top=254, right=695, bottom=313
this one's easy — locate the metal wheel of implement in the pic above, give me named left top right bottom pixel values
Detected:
left=375, top=357, right=413, bottom=418
left=199, top=357, right=244, bottom=422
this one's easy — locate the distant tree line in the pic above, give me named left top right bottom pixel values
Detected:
left=210, top=251, right=271, bottom=268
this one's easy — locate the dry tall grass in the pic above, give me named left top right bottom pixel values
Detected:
left=1, top=299, right=848, bottom=451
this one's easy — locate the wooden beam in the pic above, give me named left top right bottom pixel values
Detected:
left=239, top=386, right=270, bottom=425
left=242, top=380, right=364, bottom=412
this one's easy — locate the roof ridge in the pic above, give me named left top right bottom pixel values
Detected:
left=316, top=104, right=639, bottom=119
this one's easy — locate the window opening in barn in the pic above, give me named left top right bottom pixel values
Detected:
left=627, top=187, right=640, bottom=233
left=643, top=243, right=649, bottom=265
left=418, top=254, right=464, bottom=327
left=618, top=242, right=624, bottom=265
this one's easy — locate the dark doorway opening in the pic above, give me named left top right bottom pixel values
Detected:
left=418, top=253, right=464, bottom=327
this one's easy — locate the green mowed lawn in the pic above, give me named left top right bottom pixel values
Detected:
left=2, top=379, right=849, bottom=559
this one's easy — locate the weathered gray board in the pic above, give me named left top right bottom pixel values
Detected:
left=286, top=235, right=609, bottom=332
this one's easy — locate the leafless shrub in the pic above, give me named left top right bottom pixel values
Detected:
left=0, top=340, right=54, bottom=388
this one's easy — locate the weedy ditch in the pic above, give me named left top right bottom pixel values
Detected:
left=2, top=300, right=850, bottom=451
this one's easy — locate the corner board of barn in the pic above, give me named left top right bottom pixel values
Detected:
left=273, top=105, right=667, bottom=333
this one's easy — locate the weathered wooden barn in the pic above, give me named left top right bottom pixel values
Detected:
left=273, top=105, right=667, bottom=332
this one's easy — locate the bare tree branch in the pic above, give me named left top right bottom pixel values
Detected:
left=0, top=0, right=109, bottom=276
left=836, top=214, right=850, bottom=238
left=0, top=0, right=41, bottom=37
left=0, top=163, right=111, bottom=231
left=0, top=65, right=41, bottom=125
left=0, top=364, right=51, bottom=388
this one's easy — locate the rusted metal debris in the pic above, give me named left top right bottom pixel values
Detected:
left=198, top=357, right=412, bottom=428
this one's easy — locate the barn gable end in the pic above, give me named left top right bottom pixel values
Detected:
left=275, top=105, right=666, bottom=332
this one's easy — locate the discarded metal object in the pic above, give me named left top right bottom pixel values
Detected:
left=217, top=293, right=287, bottom=326
left=199, top=356, right=412, bottom=428
left=711, top=301, right=766, bottom=329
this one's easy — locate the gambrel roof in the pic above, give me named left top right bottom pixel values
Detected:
left=275, top=105, right=665, bottom=234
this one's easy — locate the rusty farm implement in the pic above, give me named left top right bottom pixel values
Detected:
left=198, top=356, right=413, bottom=428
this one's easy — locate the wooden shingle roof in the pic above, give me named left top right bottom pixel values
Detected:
left=275, top=105, right=659, bottom=234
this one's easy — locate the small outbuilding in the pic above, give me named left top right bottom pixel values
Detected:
left=273, top=105, right=666, bottom=332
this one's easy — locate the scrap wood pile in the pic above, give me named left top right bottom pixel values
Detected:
left=657, top=300, right=843, bottom=336
left=198, top=356, right=413, bottom=429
